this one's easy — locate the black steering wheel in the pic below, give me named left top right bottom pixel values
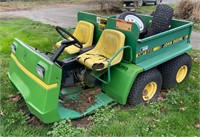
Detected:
left=55, top=26, right=83, bottom=48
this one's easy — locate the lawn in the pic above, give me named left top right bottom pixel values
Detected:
left=0, top=17, right=199, bottom=136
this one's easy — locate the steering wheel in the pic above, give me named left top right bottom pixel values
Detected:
left=55, top=26, right=83, bottom=48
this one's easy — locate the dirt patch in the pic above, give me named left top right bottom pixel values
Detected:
left=26, top=115, right=46, bottom=126
left=22, top=106, right=46, bottom=126
left=61, top=88, right=101, bottom=114
left=71, top=116, right=92, bottom=128
left=9, top=94, right=22, bottom=102
left=157, top=90, right=169, bottom=101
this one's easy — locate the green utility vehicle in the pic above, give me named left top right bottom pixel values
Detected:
left=8, top=5, right=193, bottom=123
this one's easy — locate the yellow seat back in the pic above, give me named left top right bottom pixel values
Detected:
left=55, top=21, right=94, bottom=54
left=73, top=21, right=94, bottom=47
left=77, top=29, right=125, bottom=71
left=95, top=29, right=125, bottom=62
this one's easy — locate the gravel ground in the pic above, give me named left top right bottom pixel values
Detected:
left=0, top=1, right=199, bottom=49
left=190, top=31, right=200, bottom=49
left=0, top=3, right=95, bottom=27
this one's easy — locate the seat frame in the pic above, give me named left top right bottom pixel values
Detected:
left=91, top=45, right=133, bottom=84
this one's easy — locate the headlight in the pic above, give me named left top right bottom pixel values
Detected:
left=11, top=44, right=16, bottom=53
left=36, top=64, right=45, bottom=79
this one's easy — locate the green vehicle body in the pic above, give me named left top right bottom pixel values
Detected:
left=8, top=12, right=193, bottom=123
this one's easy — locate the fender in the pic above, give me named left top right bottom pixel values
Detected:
left=102, top=62, right=143, bottom=104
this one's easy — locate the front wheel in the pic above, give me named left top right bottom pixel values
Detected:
left=128, top=69, right=162, bottom=106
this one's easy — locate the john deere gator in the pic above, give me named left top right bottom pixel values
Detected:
left=8, top=5, right=193, bottom=123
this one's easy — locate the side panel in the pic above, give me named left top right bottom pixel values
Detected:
left=102, top=62, right=143, bottom=104
left=137, top=43, right=192, bottom=70
left=8, top=39, right=62, bottom=123
left=135, top=19, right=193, bottom=67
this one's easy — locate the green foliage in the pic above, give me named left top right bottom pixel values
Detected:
left=165, top=90, right=180, bottom=105
left=87, top=106, right=115, bottom=136
left=2, top=111, right=29, bottom=129
left=47, top=120, right=86, bottom=137
left=88, top=106, right=115, bottom=127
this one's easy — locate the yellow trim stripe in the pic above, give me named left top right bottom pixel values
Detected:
left=11, top=53, right=57, bottom=90
left=136, top=35, right=188, bottom=58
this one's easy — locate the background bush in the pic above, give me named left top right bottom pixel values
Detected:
left=175, top=0, right=200, bottom=23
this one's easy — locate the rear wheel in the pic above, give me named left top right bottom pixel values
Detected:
left=128, top=69, right=162, bottom=105
left=158, top=53, right=192, bottom=89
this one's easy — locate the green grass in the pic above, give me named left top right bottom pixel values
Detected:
left=0, top=17, right=59, bottom=136
left=0, top=17, right=199, bottom=136
left=0, top=17, right=58, bottom=56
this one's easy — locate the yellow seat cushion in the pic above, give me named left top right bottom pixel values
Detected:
left=77, top=29, right=125, bottom=71
left=55, top=21, right=94, bottom=54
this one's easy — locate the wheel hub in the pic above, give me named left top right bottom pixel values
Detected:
left=176, top=65, right=188, bottom=83
left=142, top=82, right=157, bottom=101
left=124, top=15, right=144, bottom=31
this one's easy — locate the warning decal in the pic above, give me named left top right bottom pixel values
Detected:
left=116, top=20, right=132, bottom=32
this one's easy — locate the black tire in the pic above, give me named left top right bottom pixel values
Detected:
left=145, top=4, right=174, bottom=37
left=128, top=69, right=162, bottom=106
left=118, top=12, right=147, bottom=37
left=158, top=53, right=192, bottom=89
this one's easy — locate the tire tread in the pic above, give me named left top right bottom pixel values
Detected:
left=146, top=4, right=174, bottom=37
left=128, top=69, right=162, bottom=105
left=158, top=53, right=192, bottom=89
